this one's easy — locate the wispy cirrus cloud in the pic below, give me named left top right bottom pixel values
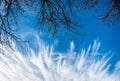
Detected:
left=0, top=36, right=120, bottom=81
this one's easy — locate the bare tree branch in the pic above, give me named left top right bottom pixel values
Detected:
left=0, top=0, right=120, bottom=50
left=36, top=0, right=82, bottom=35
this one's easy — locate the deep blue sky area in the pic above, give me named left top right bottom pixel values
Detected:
left=18, top=5, right=120, bottom=71
left=79, top=11, right=120, bottom=52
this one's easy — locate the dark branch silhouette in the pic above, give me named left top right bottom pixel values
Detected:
left=36, top=0, right=82, bottom=35
left=0, top=0, right=31, bottom=49
left=80, top=0, right=120, bottom=21
left=0, top=0, right=120, bottom=49
left=103, top=0, right=120, bottom=21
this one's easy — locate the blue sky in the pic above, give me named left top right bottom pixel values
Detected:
left=1, top=1, right=120, bottom=80
left=17, top=4, right=120, bottom=71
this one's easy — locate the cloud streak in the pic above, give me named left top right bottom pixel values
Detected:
left=0, top=38, right=120, bottom=81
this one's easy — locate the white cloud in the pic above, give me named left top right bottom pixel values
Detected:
left=0, top=37, right=120, bottom=81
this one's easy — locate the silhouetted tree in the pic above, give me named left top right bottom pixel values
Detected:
left=0, top=0, right=120, bottom=48
left=103, top=0, right=120, bottom=21
left=0, top=0, right=32, bottom=49
left=36, top=0, right=82, bottom=34
left=80, top=0, right=120, bottom=21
